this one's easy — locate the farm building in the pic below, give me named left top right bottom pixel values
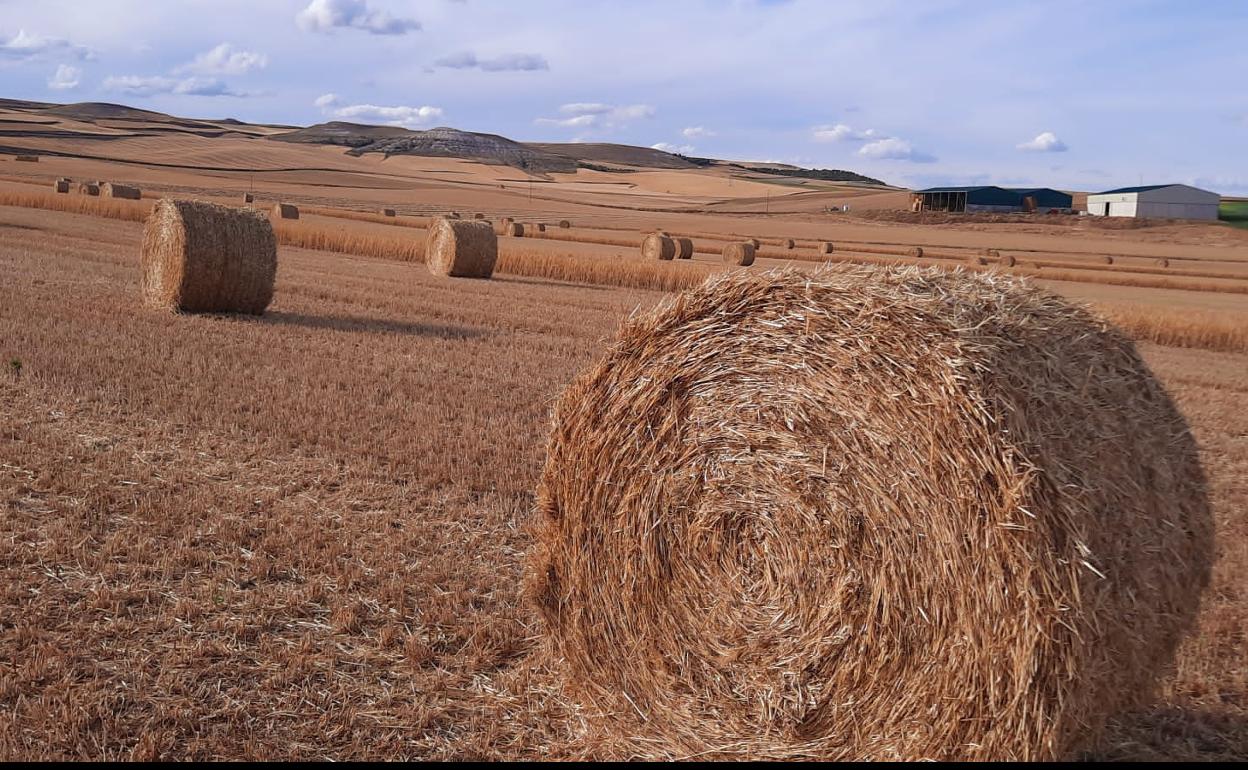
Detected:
left=914, top=186, right=1073, bottom=213
left=1085, top=184, right=1219, bottom=221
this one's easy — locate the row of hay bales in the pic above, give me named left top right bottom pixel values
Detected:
left=644, top=232, right=752, bottom=266
left=52, top=178, right=142, bottom=198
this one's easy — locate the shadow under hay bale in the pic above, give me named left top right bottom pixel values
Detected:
left=722, top=241, right=756, bottom=266
left=642, top=233, right=676, bottom=260
left=426, top=216, right=497, bottom=279
left=674, top=237, right=694, bottom=260
left=101, top=182, right=141, bottom=200
left=273, top=203, right=299, bottom=220
left=141, top=198, right=277, bottom=315
left=531, top=265, right=1213, bottom=761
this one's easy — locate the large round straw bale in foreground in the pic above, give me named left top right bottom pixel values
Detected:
left=425, top=217, right=498, bottom=279
left=102, top=182, right=141, bottom=200
left=531, top=265, right=1212, bottom=761
left=141, top=198, right=277, bottom=314
left=722, top=241, right=755, bottom=266
left=273, top=203, right=299, bottom=220
left=642, top=233, right=676, bottom=260
left=674, top=237, right=694, bottom=259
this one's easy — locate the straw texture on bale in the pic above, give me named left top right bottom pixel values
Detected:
left=78, top=182, right=100, bottom=196
left=102, top=182, right=141, bottom=200
left=531, top=265, right=1212, bottom=761
left=140, top=198, right=277, bottom=315
left=53, top=180, right=69, bottom=194
left=722, top=241, right=756, bottom=266
left=273, top=203, right=299, bottom=220
left=381, top=208, right=396, bottom=217
left=559, top=220, right=571, bottom=228
left=642, top=233, right=677, bottom=261
left=747, top=238, right=761, bottom=249
left=425, top=216, right=498, bottom=279
left=243, top=193, right=254, bottom=203
left=674, top=237, right=694, bottom=260
left=909, top=246, right=924, bottom=257
left=819, top=241, right=834, bottom=254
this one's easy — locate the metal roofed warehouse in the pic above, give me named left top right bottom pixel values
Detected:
left=1085, top=184, right=1220, bottom=221
left=914, top=186, right=1073, bottom=213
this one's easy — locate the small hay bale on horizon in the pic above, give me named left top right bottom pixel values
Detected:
left=722, top=241, right=756, bottom=266
left=642, top=233, right=676, bottom=261
left=101, top=182, right=141, bottom=200
left=909, top=246, right=924, bottom=257
left=140, top=198, right=276, bottom=315
left=674, top=237, right=694, bottom=260
left=474, top=213, right=485, bottom=220
left=381, top=208, right=396, bottom=217
left=1104, top=255, right=1115, bottom=265
left=531, top=264, right=1212, bottom=761
left=53, top=180, right=70, bottom=194
left=559, top=219, right=572, bottom=229
left=273, top=203, right=299, bottom=220
left=426, top=217, right=498, bottom=279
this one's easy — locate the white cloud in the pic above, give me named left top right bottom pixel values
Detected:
left=314, top=93, right=339, bottom=108
left=296, top=0, right=421, bottom=35
left=0, top=29, right=91, bottom=61
left=1017, top=131, right=1068, bottom=153
left=858, top=137, right=935, bottom=162
left=812, top=123, right=877, bottom=142
left=324, top=102, right=444, bottom=128
left=178, top=43, right=267, bottom=76
left=612, top=104, right=655, bottom=120
left=47, top=64, right=81, bottom=90
left=682, top=126, right=714, bottom=139
left=652, top=142, right=695, bottom=155
left=434, top=51, right=548, bottom=72
left=560, top=103, right=613, bottom=115
left=537, top=103, right=655, bottom=132
left=535, top=114, right=597, bottom=128
left=103, top=75, right=250, bottom=97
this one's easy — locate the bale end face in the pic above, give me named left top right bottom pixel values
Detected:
left=532, top=265, right=1212, bottom=760
left=674, top=237, right=694, bottom=260
left=501, top=222, right=525, bottom=237
left=273, top=203, right=299, bottom=220
left=78, top=182, right=100, bottom=196
left=722, top=241, right=756, bottom=266
left=426, top=217, right=498, bottom=279
left=819, top=242, right=835, bottom=255
left=642, top=234, right=677, bottom=261
left=102, top=183, right=141, bottom=200
left=243, top=193, right=255, bottom=203
left=784, top=238, right=796, bottom=249
left=141, top=198, right=277, bottom=315
left=381, top=208, right=396, bottom=217
left=53, top=180, right=70, bottom=194
left=559, top=220, right=571, bottom=229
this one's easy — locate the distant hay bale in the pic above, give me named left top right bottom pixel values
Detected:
left=559, top=220, right=571, bottom=229
left=747, top=238, right=761, bottom=249
left=503, top=221, right=525, bottom=237
left=273, top=203, right=299, bottom=220
left=982, top=248, right=1001, bottom=258
left=1002, top=254, right=1017, bottom=267
left=243, top=193, right=254, bottom=204
left=14, top=154, right=38, bottom=162
left=909, top=246, right=924, bottom=258
left=502, top=217, right=515, bottom=227
left=531, top=264, right=1213, bottom=761
left=426, top=217, right=498, bottom=279
left=974, top=256, right=989, bottom=266
left=819, top=242, right=834, bottom=254
left=474, top=213, right=485, bottom=220
left=58, top=176, right=72, bottom=183
left=381, top=208, right=396, bottom=217
left=722, top=241, right=756, bottom=266
left=53, top=180, right=70, bottom=194
left=674, top=237, right=694, bottom=260
left=140, top=198, right=276, bottom=315
left=1103, top=256, right=1115, bottom=265
left=101, top=182, right=141, bottom=200
left=642, top=233, right=677, bottom=261
left=536, top=223, right=547, bottom=232
left=78, top=182, right=100, bottom=196
left=783, top=238, right=795, bottom=249
left=449, top=211, right=461, bottom=219
left=1156, top=258, right=1170, bottom=268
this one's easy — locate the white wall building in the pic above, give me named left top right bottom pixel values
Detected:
left=1086, top=184, right=1220, bottom=220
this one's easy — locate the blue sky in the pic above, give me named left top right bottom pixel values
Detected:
left=2, top=0, right=1245, bottom=192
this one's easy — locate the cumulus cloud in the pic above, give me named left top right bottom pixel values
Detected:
left=812, top=123, right=877, bottom=142
left=103, top=75, right=250, bottom=97
left=681, top=126, right=714, bottom=139
left=177, top=43, right=267, bottom=76
left=652, top=142, right=695, bottom=155
left=858, top=137, right=935, bottom=162
left=434, top=51, right=548, bottom=72
left=1016, top=131, right=1068, bottom=152
left=536, top=103, right=655, bottom=132
left=296, top=0, right=421, bottom=35
left=318, top=100, right=444, bottom=129
left=559, top=103, right=613, bottom=115
left=47, top=64, right=81, bottom=90
left=0, top=29, right=91, bottom=61
left=535, top=114, right=597, bottom=128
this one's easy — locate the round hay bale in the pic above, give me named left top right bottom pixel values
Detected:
left=982, top=248, right=1001, bottom=258
left=909, top=246, right=924, bottom=258
left=273, top=203, right=299, bottom=220
left=1001, top=254, right=1017, bottom=267
left=819, top=242, right=835, bottom=255
left=426, top=217, right=498, bottom=279
left=722, top=241, right=756, bottom=266
left=674, top=237, right=694, bottom=260
left=243, top=193, right=254, bottom=204
left=381, top=208, right=396, bottom=217
left=503, top=221, right=525, bottom=237
left=536, top=223, right=547, bottom=232
left=14, top=154, right=38, bottom=162
left=559, top=220, right=572, bottom=229
left=474, top=213, right=485, bottom=220
left=1156, top=258, right=1170, bottom=268
left=747, top=238, right=761, bottom=250
left=141, top=198, right=276, bottom=315
left=449, top=211, right=461, bottom=219
left=101, top=182, right=142, bottom=200
left=974, top=256, right=989, bottom=266
left=58, top=176, right=72, bottom=183
left=642, top=234, right=677, bottom=261
left=53, top=180, right=70, bottom=194
left=78, top=182, right=100, bottom=197
left=1103, top=256, right=1115, bottom=265
left=531, top=265, right=1212, bottom=761
left=783, top=238, right=796, bottom=249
